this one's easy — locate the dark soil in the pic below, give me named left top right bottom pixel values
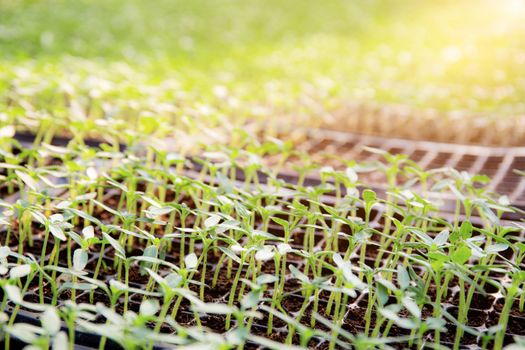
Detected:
left=3, top=178, right=523, bottom=350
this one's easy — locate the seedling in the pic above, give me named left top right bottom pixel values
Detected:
left=0, top=134, right=522, bottom=350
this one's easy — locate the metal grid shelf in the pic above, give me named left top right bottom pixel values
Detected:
left=276, top=129, right=525, bottom=206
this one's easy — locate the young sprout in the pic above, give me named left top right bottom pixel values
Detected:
left=146, top=267, right=202, bottom=347
left=494, top=271, right=525, bottom=349
left=285, top=264, right=330, bottom=345
left=1, top=259, right=44, bottom=349
left=0, top=120, right=523, bottom=350
left=326, top=253, right=366, bottom=348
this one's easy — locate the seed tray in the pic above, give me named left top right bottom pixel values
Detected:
left=322, top=103, right=525, bottom=147
left=3, top=177, right=524, bottom=349
left=1, top=133, right=524, bottom=349
left=267, top=128, right=525, bottom=207
left=8, top=130, right=525, bottom=212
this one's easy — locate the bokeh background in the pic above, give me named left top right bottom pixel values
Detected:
left=1, top=0, right=525, bottom=145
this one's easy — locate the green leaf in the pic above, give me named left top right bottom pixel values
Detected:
left=10, top=264, right=32, bottom=279
left=140, top=195, right=162, bottom=209
left=345, top=168, right=358, bottom=183
left=241, top=289, right=262, bottom=310
left=93, top=199, right=122, bottom=218
left=165, top=273, right=183, bottom=288
left=41, top=308, right=61, bottom=335
left=55, top=200, right=72, bottom=209
left=30, top=211, right=47, bottom=225
left=139, top=114, right=160, bottom=134
left=73, top=249, right=88, bottom=271
left=0, top=125, right=15, bottom=138
left=480, top=204, right=499, bottom=225
left=252, top=229, right=283, bottom=241
left=425, top=317, right=446, bottom=331
left=82, top=226, right=95, bottom=240
left=145, top=268, right=165, bottom=287
left=140, top=299, right=160, bottom=317
left=380, top=308, right=417, bottom=329
left=459, top=221, right=473, bottom=239
left=397, top=265, right=410, bottom=290
left=0, top=246, right=10, bottom=259
left=5, top=323, right=38, bottom=344
left=102, top=232, right=125, bottom=258
left=363, top=189, right=377, bottom=204
left=277, top=243, right=292, bottom=255
left=109, top=279, right=128, bottom=292
left=433, top=229, right=449, bottom=246
left=250, top=335, right=304, bottom=350
left=428, top=251, right=448, bottom=263
left=376, top=283, right=388, bottom=306
left=74, top=192, right=97, bottom=201
left=49, top=223, right=66, bottom=241
left=486, top=243, right=509, bottom=254
left=5, top=284, right=22, bottom=304
left=255, top=246, right=274, bottom=261
left=332, top=253, right=344, bottom=268
left=342, top=266, right=366, bottom=290
left=52, top=332, right=68, bottom=350
left=66, top=208, right=103, bottom=228
left=271, top=217, right=289, bottom=229
left=256, top=274, right=278, bottom=285
left=402, top=296, right=421, bottom=318
left=377, top=278, right=398, bottom=292
left=451, top=245, right=472, bottom=265
left=146, top=206, right=173, bottom=218
left=0, top=162, right=20, bottom=170
left=289, top=265, right=309, bottom=283
left=15, top=170, right=39, bottom=191
left=59, top=282, right=97, bottom=292
left=105, top=177, right=129, bottom=192
left=193, top=303, right=236, bottom=315
left=450, top=229, right=460, bottom=243
left=218, top=247, right=242, bottom=264
left=448, top=184, right=465, bottom=201
left=184, top=253, right=198, bottom=270
left=204, top=214, right=221, bottom=228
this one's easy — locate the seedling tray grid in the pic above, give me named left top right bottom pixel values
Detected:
left=276, top=129, right=525, bottom=206
left=1, top=131, right=524, bottom=349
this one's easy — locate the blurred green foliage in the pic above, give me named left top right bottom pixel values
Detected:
left=1, top=0, right=524, bottom=117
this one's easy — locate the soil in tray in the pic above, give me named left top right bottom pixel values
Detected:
left=439, top=326, right=479, bottom=346
left=3, top=184, right=524, bottom=348
left=448, top=292, right=495, bottom=311
left=446, top=306, right=488, bottom=327
left=24, top=239, right=49, bottom=257
left=75, top=291, right=112, bottom=309
left=91, top=190, right=197, bottom=233
left=493, top=298, right=525, bottom=318
left=0, top=183, right=21, bottom=200
left=13, top=249, right=525, bottom=347
left=85, top=255, right=118, bottom=276
left=1, top=220, right=47, bottom=246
